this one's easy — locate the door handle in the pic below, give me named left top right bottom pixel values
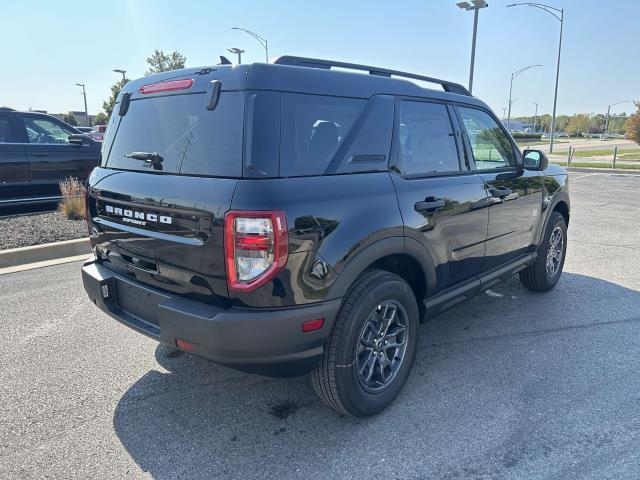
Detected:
left=490, top=187, right=512, bottom=198
left=31, top=152, right=49, bottom=157
left=414, top=198, right=446, bottom=213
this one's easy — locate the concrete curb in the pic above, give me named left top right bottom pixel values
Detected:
left=0, top=238, right=91, bottom=269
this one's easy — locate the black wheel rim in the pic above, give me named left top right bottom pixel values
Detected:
left=546, top=226, right=564, bottom=278
left=356, top=300, right=409, bottom=393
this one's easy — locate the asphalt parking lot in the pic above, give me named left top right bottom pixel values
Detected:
left=1, top=171, right=639, bottom=479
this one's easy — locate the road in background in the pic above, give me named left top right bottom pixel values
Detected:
left=531, top=138, right=639, bottom=153
left=1, top=172, right=640, bottom=479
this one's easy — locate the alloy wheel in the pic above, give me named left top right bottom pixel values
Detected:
left=546, top=226, right=564, bottom=278
left=356, top=301, right=409, bottom=393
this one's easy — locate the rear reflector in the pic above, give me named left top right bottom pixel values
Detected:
left=175, top=338, right=196, bottom=352
left=139, top=79, right=194, bottom=94
left=302, top=318, right=324, bottom=333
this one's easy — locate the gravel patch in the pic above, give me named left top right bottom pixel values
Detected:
left=0, top=212, right=87, bottom=250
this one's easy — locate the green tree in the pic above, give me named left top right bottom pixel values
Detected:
left=102, top=78, right=128, bottom=118
left=609, top=114, right=628, bottom=135
left=588, top=113, right=606, bottom=134
left=145, top=49, right=186, bottom=75
left=625, top=103, right=640, bottom=143
left=94, top=112, right=108, bottom=125
left=555, top=115, right=570, bottom=133
left=62, top=113, right=78, bottom=126
left=566, top=114, right=589, bottom=137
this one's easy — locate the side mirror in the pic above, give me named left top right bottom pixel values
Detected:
left=68, top=134, right=89, bottom=145
left=523, top=149, right=548, bottom=171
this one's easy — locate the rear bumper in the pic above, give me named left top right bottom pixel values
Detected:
left=81, top=261, right=341, bottom=376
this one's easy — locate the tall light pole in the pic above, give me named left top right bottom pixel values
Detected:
left=507, top=3, right=563, bottom=152
left=227, top=47, right=245, bottom=64
left=533, top=102, right=539, bottom=133
left=507, top=64, right=542, bottom=131
left=231, top=27, right=268, bottom=62
left=75, top=83, right=89, bottom=127
left=113, top=69, right=127, bottom=82
left=603, top=100, right=635, bottom=139
left=457, top=0, right=488, bottom=94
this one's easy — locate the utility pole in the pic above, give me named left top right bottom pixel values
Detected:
left=75, top=83, right=89, bottom=127
left=533, top=102, right=539, bottom=133
left=457, top=0, right=489, bottom=94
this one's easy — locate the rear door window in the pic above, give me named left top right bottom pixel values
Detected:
left=23, top=117, right=76, bottom=144
left=280, top=94, right=365, bottom=177
left=0, top=117, right=14, bottom=142
left=105, top=92, right=244, bottom=177
left=397, top=101, right=461, bottom=176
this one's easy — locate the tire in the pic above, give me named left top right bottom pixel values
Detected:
left=519, top=211, right=567, bottom=292
left=311, top=269, right=419, bottom=417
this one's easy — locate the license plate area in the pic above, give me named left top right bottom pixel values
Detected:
left=115, top=279, right=163, bottom=326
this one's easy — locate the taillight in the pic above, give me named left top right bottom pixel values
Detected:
left=139, top=78, right=194, bottom=94
left=224, top=210, right=288, bottom=292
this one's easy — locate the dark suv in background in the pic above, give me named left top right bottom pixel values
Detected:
left=0, top=108, right=101, bottom=206
left=81, top=57, right=569, bottom=417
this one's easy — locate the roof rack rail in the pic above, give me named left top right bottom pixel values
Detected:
left=0, top=107, right=15, bottom=112
left=272, top=56, right=471, bottom=96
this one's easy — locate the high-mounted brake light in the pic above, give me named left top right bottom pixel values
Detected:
left=139, top=78, right=194, bottom=94
left=224, top=210, right=288, bottom=293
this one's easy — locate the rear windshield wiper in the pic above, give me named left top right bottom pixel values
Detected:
left=124, top=151, right=164, bottom=170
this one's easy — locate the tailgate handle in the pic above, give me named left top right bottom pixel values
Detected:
left=121, top=254, right=158, bottom=274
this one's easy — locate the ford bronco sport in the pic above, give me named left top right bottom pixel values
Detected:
left=82, top=56, right=569, bottom=417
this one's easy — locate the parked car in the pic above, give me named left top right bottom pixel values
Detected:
left=88, top=124, right=107, bottom=142
left=75, top=126, right=93, bottom=134
left=81, top=57, right=570, bottom=417
left=0, top=107, right=101, bottom=206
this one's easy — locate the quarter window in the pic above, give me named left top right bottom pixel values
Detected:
left=397, top=101, right=460, bottom=176
left=458, top=107, right=516, bottom=169
left=280, top=94, right=365, bottom=177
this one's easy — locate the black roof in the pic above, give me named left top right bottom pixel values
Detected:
left=121, top=56, right=489, bottom=109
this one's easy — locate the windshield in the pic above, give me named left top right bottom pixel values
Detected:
left=105, top=91, right=244, bottom=177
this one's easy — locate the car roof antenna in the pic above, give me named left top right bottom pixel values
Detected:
left=218, top=56, right=232, bottom=65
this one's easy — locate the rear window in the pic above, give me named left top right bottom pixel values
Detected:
left=105, top=92, right=244, bottom=177
left=280, top=94, right=365, bottom=176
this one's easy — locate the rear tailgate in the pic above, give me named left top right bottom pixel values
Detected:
left=88, top=168, right=237, bottom=304
left=87, top=67, right=247, bottom=304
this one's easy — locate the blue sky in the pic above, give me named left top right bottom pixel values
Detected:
left=1, top=0, right=638, bottom=118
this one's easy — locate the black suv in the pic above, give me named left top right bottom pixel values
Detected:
left=82, top=57, right=569, bottom=417
left=0, top=108, right=101, bottom=206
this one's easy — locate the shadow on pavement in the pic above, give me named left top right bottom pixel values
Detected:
left=113, top=272, right=640, bottom=479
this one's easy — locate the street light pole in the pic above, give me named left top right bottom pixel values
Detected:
left=231, top=27, right=268, bottom=62
left=507, top=3, right=564, bottom=153
left=533, top=102, right=539, bottom=132
left=227, top=48, right=245, bottom=64
left=603, top=100, right=635, bottom=139
left=457, top=1, right=488, bottom=94
left=75, top=83, right=89, bottom=127
left=113, top=69, right=127, bottom=82
left=507, top=64, right=542, bottom=131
